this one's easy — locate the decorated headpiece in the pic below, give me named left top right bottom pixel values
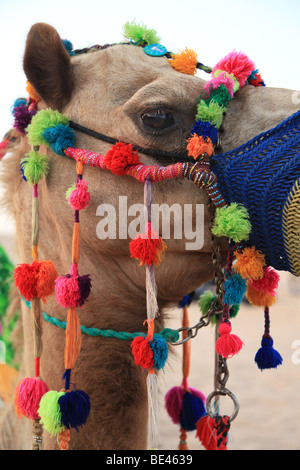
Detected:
left=4, top=20, right=299, bottom=451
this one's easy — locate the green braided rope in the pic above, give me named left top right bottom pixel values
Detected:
left=42, top=312, right=179, bottom=342
left=21, top=298, right=179, bottom=342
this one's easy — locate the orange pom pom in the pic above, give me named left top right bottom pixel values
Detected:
left=169, top=48, right=198, bottom=75
left=26, top=81, right=40, bottom=102
left=234, top=247, right=265, bottom=280
left=186, top=134, right=213, bottom=159
left=246, top=284, right=276, bottom=307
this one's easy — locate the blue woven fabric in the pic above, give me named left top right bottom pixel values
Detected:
left=210, top=110, right=300, bottom=273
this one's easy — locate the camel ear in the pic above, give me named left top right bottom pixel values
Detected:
left=23, top=23, right=74, bottom=110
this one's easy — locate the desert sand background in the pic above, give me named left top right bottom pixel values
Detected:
left=1, top=223, right=300, bottom=451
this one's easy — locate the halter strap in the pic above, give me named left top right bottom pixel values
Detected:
left=69, top=121, right=194, bottom=163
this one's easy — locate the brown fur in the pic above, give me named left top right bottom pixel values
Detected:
left=0, top=23, right=299, bottom=450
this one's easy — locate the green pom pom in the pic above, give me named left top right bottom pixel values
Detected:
left=123, top=20, right=161, bottom=45
left=21, top=151, right=49, bottom=184
left=27, top=109, right=69, bottom=146
left=229, top=303, right=240, bottom=319
left=196, top=100, right=225, bottom=129
left=65, top=184, right=75, bottom=202
left=198, top=290, right=216, bottom=315
left=212, top=203, right=251, bottom=243
left=205, top=84, right=233, bottom=108
left=38, top=390, right=65, bottom=437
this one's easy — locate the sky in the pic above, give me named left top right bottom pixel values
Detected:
left=0, top=0, right=299, bottom=139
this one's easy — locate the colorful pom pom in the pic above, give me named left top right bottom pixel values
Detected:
left=165, top=386, right=186, bottom=424
left=38, top=390, right=66, bottom=436
left=246, top=284, right=276, bottom=308
left=205, top=83, right=233, bottom=108
left=130, top=223, right=167, bottom=266
left=12, top=103, right=36, bottom=135
left=198, top=290, right=216, bottom=315
left=68, top=179, right=90, bottom=211
left=223, top=274, right=247, bottom=305
left=179, top=392, right=206, bottom=431
left=189, top=120, right=218, bottom=144
left=196, top=414, right=218, bottom=450
left=248, top=266, right=280, bottom=295
left=212, top=203, right=251, bottom=243
left=215, top=321, right=243, bottom=358
left=212, top=50, right=255, bottom=88
left=104, top=141, right=139, bottom=175
left=170, top=48, right=198, bottom=75
left=20, top=151, right=49, bottom=185
left=26, top=81, right=40, bottom=102
left=131, top=335, right=154, bottom=371
left=204, top=72, right=235, bottom=97
left=123, top=20, right=161, bottom=45
left=42, top=123, right=75, bottom=156
left=235, top=246, right=265, bottom=280
left=55, top=272, right=91, bottom=308
left=14, top=260, right=57, bottom=301
left=196, top=100, right=225, bottom=129
left=255, top=335, right=283, bottom=371
left=26, top=109, right=70, bottom=147
left=149, top=335, right=169, bottom=370
left=186, top=134, right=213, bottom=159
left=14, top=377, right=49, bottom=420
left=58, top=389, right=91, bottom=431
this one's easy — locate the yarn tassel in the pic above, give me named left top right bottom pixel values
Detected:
left=255, top=306, right=283, bottom=370
left=196, top=414, right=218, bottom=450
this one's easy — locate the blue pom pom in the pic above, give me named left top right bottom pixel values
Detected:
left=42, top=124, right=75, bottom=156
left=179, top=392, right=206, bottom=431
left=223, top=274, right=247, bottom=306
left=62, top=39, right=75, bottom=56
left=20, top=161, right=28, bottom=182
left=190, top=120, right=218, bottom=144
left=149, top=335, right=169, bottom=370
left=255, top=336, right=283, bottom=371
left=11, top=98, right=27, bottom=114
left=178, top=291, right=195, bottom=308
left=58, top=389, right=91, bottom=430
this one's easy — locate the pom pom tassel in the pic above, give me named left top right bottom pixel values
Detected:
left=215, top=321, right=243, bottom=359
left=255, top=335, right=283, bottom=371
left=14, top=377, right=49, bottom=420
left=196, top=414, right=218, bottom=450
left=130, top=222, right=167, bottom=266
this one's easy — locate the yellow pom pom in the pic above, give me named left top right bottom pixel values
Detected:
left=246, top=284, right=276, bottom=307
left=186, top=134, right=213, bottom=159
left=234, top=246, right=265, bottom=280
left=169, top=48, right=198, bottom=75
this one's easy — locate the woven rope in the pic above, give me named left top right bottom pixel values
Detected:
left=211, top=109, right=300, bottom=274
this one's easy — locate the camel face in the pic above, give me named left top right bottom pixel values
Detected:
left=22, top=23, right=221, bottom=302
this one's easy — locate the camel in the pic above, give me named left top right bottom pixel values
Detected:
left=0, top=22, right=299, bottom=450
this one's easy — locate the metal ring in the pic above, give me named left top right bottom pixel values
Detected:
left=206, top=388, right=239, bottom=422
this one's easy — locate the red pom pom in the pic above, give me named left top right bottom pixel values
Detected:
left=104, top=142, right=139, bottom=175
left=248, top=266, right=280, bottom=296
left=131, top=336, right=154, bottom=371
left=68, top=179, right=90, bottom=211
left=196, top=414, right=218, bottom=450
left=14, top=377, right=49, bottom=420
left=215, top=322, right=243, bottom=358
left=130, top=223, right=167, bottom=266
left=14, top=260, right=57, bottom=302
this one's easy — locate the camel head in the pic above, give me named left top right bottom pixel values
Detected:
left=16, top=21, right=230, bottom=308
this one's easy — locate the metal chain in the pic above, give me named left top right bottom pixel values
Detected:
left=171, top=201, right=225, bottom=346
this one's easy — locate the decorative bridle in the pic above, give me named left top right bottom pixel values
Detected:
left=8, top=21, right=284, bottom=451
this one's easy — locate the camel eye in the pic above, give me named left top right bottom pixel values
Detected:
left=141, top=110, right=174, bottom=131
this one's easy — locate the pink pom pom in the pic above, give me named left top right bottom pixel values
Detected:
left=249, top=266, right=280, bottom=295
left=204, top=72, right=235, bottom=97
left=212, top=50, right=255, bottom=88
left=14, top=377, right=49, bottom=420
left=68, top=179, right=90, bottom=211
left=55, top=275, right=81, bottom=308
left=215, top=322, right=243, bottom=358
left=165, top=386, right=186, bottom=424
